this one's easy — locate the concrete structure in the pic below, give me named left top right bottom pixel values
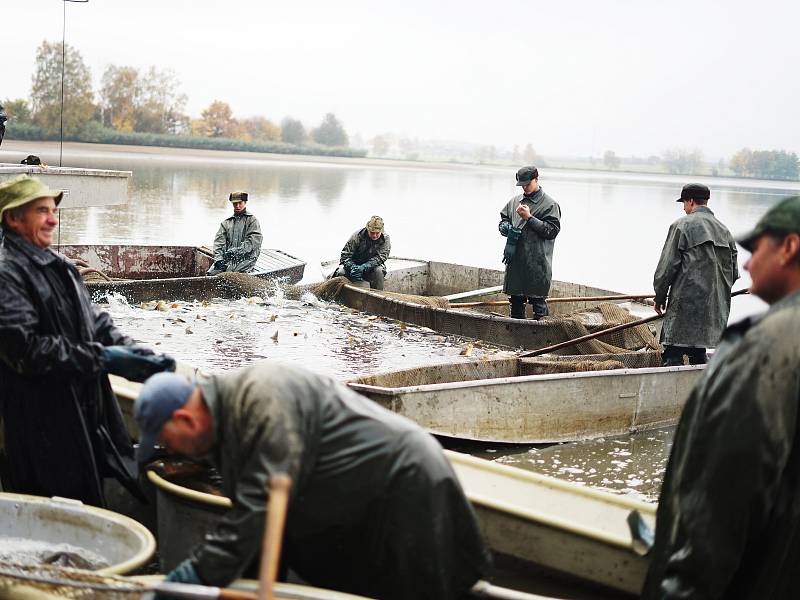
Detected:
left=0, top=164, right=130, bottom=208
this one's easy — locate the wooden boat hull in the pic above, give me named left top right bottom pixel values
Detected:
left=350, top=359, right=702, bottom=443
left=60, top=244, right=305, bottom=302
left=325, top=259, right=659, bottom=351
left=448, top=451, right=655, bottom=595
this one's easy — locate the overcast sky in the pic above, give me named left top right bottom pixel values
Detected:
left=4, top=0, right=799, bottom=158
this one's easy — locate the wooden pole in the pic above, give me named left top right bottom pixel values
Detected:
left=257, top=474, right=292, bottom=600
left=519, top=288, right=750, bottom=358
left=450, top=294, right=656, bottom=309
left=519, top=314, right=663, bottom=358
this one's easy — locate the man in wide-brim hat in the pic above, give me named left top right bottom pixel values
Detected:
left=0, top=175, right=175, bottom=507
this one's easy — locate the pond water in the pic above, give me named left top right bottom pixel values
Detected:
left=5, top=140, right=796, bottom=501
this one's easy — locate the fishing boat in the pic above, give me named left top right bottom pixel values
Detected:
left=320, top=258, right=660, bottom=351
left=447, top=450, right=654, bottom=596
left=60, top=244, right=305, bottom=303
left=143, top=451, right=653, bottom=597
left=348, top=357, right=701, bottom=443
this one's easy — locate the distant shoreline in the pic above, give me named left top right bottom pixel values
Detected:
left=2, top=139, right=800, bottom=190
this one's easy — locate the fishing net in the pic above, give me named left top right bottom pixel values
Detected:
left=0, top=562, right=146, bottom=600
left=311, top=277, right=449, bottom=307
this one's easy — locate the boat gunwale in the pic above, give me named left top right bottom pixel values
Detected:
left=347, top=363, right=705, bottom=396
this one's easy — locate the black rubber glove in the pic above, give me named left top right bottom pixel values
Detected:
left=102, top=346, right=176, bottom=382
left=499, top=221, right=511, bottom=237
left=502, top=226, right=522, bottom=264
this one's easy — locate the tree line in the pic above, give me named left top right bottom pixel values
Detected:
left=2, top=41, right=359, bottom=156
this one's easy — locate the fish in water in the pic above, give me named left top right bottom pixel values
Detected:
left=42, top=551, right=95, bottom=570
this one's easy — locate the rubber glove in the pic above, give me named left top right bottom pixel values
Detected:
left=102, top=346, right=176, bottom=382
left=349, top=264, right=365, bottom=281
left=153, top=559, right=203, bottom=600
left=502, top=227, right=522, bottom=264
left=499, top=221, right=511, bottom=237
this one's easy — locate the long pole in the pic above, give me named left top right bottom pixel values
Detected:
left=258, top=474, right=292, bottom=600
left=450, top=293, right=656, bottom=309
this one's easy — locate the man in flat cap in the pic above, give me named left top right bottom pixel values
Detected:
left=334, top=215, right=391, bottom=290
left=134, top=362, right=489, bottom=600
left=653, top=183, right=738, bottom=366
left=499, top=166, right=561, bottom=319
left=643, top=195, right=800, bottom=599
left=208, top=191, right=263, bottom=275
left=0, top=175, right=175, bottom=507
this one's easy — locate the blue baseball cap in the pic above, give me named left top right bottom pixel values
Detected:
left=134, top=372, right=196, bottom=463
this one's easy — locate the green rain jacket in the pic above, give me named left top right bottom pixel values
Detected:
left=339, top=228, right=391, bottom=273
left=499, top=187, right=561, bottom=297
left=653, top=207, right=739, bottom=348
left=212, top=211, right=263, bottom=273
left=642, top=289, right=800, bottom=599
left=190, top=362, right=489, bottom=600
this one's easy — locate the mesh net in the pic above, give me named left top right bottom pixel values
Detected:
left=0, top=563, right=146, bottom=600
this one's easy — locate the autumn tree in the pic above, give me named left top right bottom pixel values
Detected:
left=100, top=65, right=138, bottom=131
left=281, top=117, right=307, bottom=145
left=1, top=98, right=33, bottom=124
left=603, top=150, right=621, bottom=170
left=729, top=148, right=799, bottom=180
left=522, top=143, right=542, bottom=165
left=30, top=40, right=95, bottom=136
left=240, top=116, right=281, bottom=142
left=311, top=113, right=348, bottom=147
left=200, top=101, right=238, bottom=138
left=662, top=148, right=704, bottom=175
left=135, top=67, right=187, bottom=134
left=371, top=135, right=389, bottom=156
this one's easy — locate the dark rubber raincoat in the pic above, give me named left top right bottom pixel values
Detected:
left=339, top=228, right=391, bottom=273
left=212, top=210, right=263, bottom=273
left=0, top=232, right=140, bottom=507
left=642, top=289, right=800, bottom=599
left=653, top=206, right=739, bottom=348
left=190, top=362, right=489, bottom=600
left=499, top=187, right=561, bottom=297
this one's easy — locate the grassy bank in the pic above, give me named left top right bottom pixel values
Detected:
left=6, top=122, right=367, bottom=159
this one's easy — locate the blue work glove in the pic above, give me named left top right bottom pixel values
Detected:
left=349, top=264, right=365, bottom=281
left=153, top=559, right=203, bottom=600
left=207, top=260, right=227, bottom=275
left=102, top=346, right=176, bottom=383
left=502, top=226, right=522, bottom=264
left=499, top=221, right=511, bottom=237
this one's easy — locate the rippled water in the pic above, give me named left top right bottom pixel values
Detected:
left=101, top=291, right=512, bottom=379
left=490, top=427, right=675, bottom=503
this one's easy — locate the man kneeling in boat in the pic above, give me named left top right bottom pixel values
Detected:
left=208, top=191, right=263, bottom=275
left=332, top=215, right=391, bottom=290
left=643, top=195, right=800, bottom=599
left=135, top=362, right=489, bottom=600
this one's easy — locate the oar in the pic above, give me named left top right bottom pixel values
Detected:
left=450, top=293, right=656, bottom=309
left=258, top=474, right=292, bottom=600
left=519, top=288, right=750, bottom=358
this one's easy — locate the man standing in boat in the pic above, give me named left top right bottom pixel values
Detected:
left=652, top=183, right=738, bottom=366
left=499, top=166, right=561, bottom=319
left=334, top=215, right=391, bottom=290
left=134, top=362, right=490, bottom=600
left=643, top=195, right=800, bottom=599
left=208, top=191, right=263, bottom=275
left=0, top=175, right=175, bottom=507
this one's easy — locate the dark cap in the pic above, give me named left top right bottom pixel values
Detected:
left=515, top=166, right=539, bottom=187
left=133, top=372, right=196, bottom=463
left=229, top=191, right=248, bottom=202
left=676, top=183, right=710, bottom=202
left=737, top=195, right=800, bottom=252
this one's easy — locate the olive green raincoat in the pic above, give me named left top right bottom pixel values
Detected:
left=653, top=207, right=738, bottom=348
left=212, top=211, right=263, bottom=273
left=190, top=362, right=489, bottom=600
left=643, top=289, right=800, bottom=599
left=499, top=188, right=561, bottom=297
left=339, top=228, right=391, bottom=273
